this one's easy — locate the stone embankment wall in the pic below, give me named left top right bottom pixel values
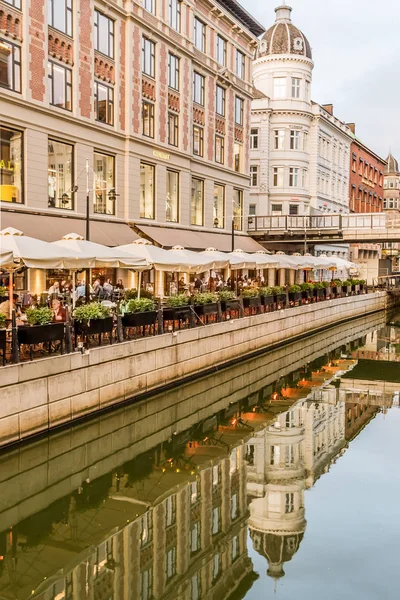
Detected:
left=0, top=292, right=386, bottom=448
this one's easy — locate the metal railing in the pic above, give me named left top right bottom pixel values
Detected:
left=248, top=213, right=388, bottom=233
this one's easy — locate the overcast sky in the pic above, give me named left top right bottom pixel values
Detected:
left=241, top=0, right=400, bottom=161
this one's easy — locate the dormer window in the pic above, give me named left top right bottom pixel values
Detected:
left=293, top=37, right=303, bottom=51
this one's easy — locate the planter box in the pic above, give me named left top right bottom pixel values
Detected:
left=275, top=293, right=287, bottom=305
left=18, top=323, right=65, bottom=359
left=163, top=306, right=191, bottom=322
left=261, top=295, right=274, bottom=306
left=352, top=284, right=360, bottom=294
left=242, top=296, right=261, bottom=309
left=313, top=288, right=325, bottom=300
left=332, top=286, right=341, bottom=297
left=301, top=290, right=311, bottom=300
left=289, top=292, right=302, bottom=303
left=220, top=299, right=241, bottom=312
left=0, top=329, right=6, bottom=366
left=194, top=302, right=219, bottom=317
left=122, top=311, right=157, bottom=328
left=323, top=287, right=332, bottom=298
left=341, top=286, right=349, bottom=296
left=75, top=317, right=114, bottom=346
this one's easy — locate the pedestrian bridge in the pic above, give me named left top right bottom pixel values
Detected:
left=248, top=213, right=400, bottom=244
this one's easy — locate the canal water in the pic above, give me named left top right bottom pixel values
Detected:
left=0, top=310, right=399, bottom=600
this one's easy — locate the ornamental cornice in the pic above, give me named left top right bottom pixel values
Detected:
left=253, top=54, right=314, bottom=68
left=271, top=109, right=313, bottom=120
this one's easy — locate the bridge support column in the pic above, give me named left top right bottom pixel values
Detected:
left=268, top=268, right=275, bottom=287
left=279, top=269, right=286, bottom=287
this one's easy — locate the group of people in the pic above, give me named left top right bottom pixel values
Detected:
left=191, top=273, right=266, bottom=293
left=75, top=278, right=124, bottom=301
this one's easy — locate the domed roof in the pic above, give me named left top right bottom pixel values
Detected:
left=250, top=530, right=304, bottom=579
left=385, top=152, right=399, bottom=174
left=256, top=4, right=312, bottom=60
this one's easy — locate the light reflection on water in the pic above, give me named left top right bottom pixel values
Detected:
left=0, top=311, right=399, bottom=600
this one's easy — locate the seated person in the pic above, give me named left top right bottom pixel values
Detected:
left=51, top=298, right=67, bottom=322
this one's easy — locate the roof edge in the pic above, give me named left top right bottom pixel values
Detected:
left=215, top=0, right=265, bottom=37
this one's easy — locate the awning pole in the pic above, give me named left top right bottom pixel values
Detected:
left=72, top=270, right=76, bottom=310
left=138, top=271, right=142, bottom=299
left=9, top=271, right=13, bottom=319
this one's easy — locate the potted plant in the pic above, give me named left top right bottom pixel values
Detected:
left=331, top=279, right=342, bottom=298
left=288, top=284, right=302, bottom=304
left=259, top=287, right=275, bottom=307
left=241, top=288, right=261, bottom=310
left=350, top=279, right=361, bottom=294
left=124, top=288, right=154, bottom=300
left=321, top=280, right=331, bottom=298
left=270, top=286, right=286, bottom=307
left=17, top=307, right=65, bottom=355
left=74, top=302, right=114, bottom=341
left=218, top=290, right=240, bottom=313
left=359, top=279, right=366, bottom=293
left=193, top=292, right=219, bottom=317
left=341, top=279, right=352, bottom=296
left=312, top=282, right=325, bottom=300
left=163, top=295, right=191, bottom=325
left=121, top=297, right=157, bottom=328
left=300, top=282, right=314, bottom=301
left=0, top=286, right=8, bottom=302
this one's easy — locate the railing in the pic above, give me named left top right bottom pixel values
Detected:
left=248, top=213, right=388, bottom=233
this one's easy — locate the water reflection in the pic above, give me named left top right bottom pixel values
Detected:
left=1, top=311, right=399, bottom=600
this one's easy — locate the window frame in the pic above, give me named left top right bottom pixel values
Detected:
left=191, top=177, right=204, bottom=226
left=273, top=77, right=286, bottom=99
left=216, top=35, right=226, bottom=66
left=215, top=135, right=224, bottom=164
left=168, top=52, right=180, bottom=91
left=94, top=80, right=114, bottom=125
left=289, top=167, right=299, bottom=187
left=48, top=60, right=72, bottom=111
left=290, top=130, right=300, bottom=150
left=166, top=169, right=179, bottom=223
left=140, top=162, right=156, bottom=219
left=193, top=71, right=205, bottom=106
left=0, top=125, right=23, bottom=204
left=215, top=85, right=225, bottom=117
left=94, top=9, right=114, bottom=59
left=274, top=129, right=285, bottom=150
left=273, top=167, right=284, bottom=187
left=234, top=96, right=244, bottom=126
left=48, top=0, right=72, bottom=36
left=168, top=112, right=179, bottom=147
left=213, top=182, right=225, bottom=228
left=289, top=203, right=299, bottom=215
left=142, top=101, right=155, bottom=138
left=0, top=38, right=21, bottom=93
left=143, top=0, right=155, bottom=15
left=291, top=77, right=301, bottom=99
left=142, top=37, right=155, bottom=78
left=2, top=0, right=21, bottom=8
left=233, top=188, right=243, bottom=230
left=250, top=128, right=258, bottom=150
left=93, top=151, right=115, bottom=215
left=47, top=138, right=74, bottom=210
left=193, top=125, right=204, bottom=157
left=193, top=17, right=206, bottom=52
left=235, top=49, right=245, bottom=79
left=250, top=165, right=258, bottom=187
left=169, top=0, right=181, bottom=31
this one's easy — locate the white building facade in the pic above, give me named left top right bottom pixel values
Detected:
left=249, top=4, right=352, bottom=220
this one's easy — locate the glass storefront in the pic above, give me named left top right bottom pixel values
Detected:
left=48, top=139, right=74, bottom=209
left=166, top=170, right=179, bottom=222
left=0, top=125, right=23, bottom=203
left=233, top=188, right=243, bottom=231
left=213, top=184, right=225, bottom=228
left=140, top=163, right=155, bottom=219
left=191, top=178, right=203, bottom=226
left=94, top=152, right=115, bottom=215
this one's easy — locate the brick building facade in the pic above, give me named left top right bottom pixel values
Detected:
left=0, top=0, right=264, bottom=276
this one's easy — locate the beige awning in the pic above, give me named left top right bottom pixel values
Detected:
left=0, top=210, right=140, bottom=246
left=135, top=224, right=266, bottom=252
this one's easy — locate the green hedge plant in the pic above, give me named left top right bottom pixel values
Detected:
left=218, top=290, right=236, bottom=301
left=0, top=312, right=6, bottom=328
left=241, top=288, right=260, bottom=298
left=271, top=286, right=284, bottom=295
left=165, top=295, right=189, bottom=308
left=259, top=287, right=274, bottom=297
left=288, top=284, right=301, bottom=293
left=26, top=307, right=53, bottom=326
left=193, top=292, right=218, bottom=305
left=123, top=298, right=156, bottom=313
left=74, top=302, right=111, bottom=324
left=300, top=283, right=314, bottom=291
left=321, top=281, right=331, bottom=288
left=313, top=282, right=324, bottom=290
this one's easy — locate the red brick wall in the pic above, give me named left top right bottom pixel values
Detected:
left=227, top=88, right=234, bottom=169
left=119, top=21, right=126, bottom=131
left=132, top=24, right=141, bottom=134
left=29, top=0, right=45, bottom=101
left=159, top=43, right=167, bottom=143
left=349, top=141, right=385, bottom=213
left=207, top=77, right=215, bottom=161
left=78, top=0, right=92, bottom=118
left=182, top=58, right=190, bottom=152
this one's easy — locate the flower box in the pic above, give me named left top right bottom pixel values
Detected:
left=261, top=294, right=275, bottom=306
left=194, top=302, right=219, bottom=317
left=289, top=292, right=302, bottom=303
left=163, top=306, right=191, bottom=322
left=122, top=311, right=157, bottom=328
left=220, top=299, right=241, bottom=312
left=0, top=329, right=7, bottom=366
left=242, top=296, right=261, bottom=309
left=275, top=293, right=287, bottom=305
left=18, top=322, right=65, bottom=359
left=352, top=284, right=360, bottom=294
left=74, top=317, right=114, bottom=346
left=313, top=288, right=325, bottom=300
left=301, top=290, right=311, bottom=301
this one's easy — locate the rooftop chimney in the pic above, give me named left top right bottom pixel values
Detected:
left=346, top=123, right=356, bottom=134
left=322, top=104, right=333, bottom=115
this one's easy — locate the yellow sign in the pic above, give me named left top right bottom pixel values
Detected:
left=0, top=160, right=19, bottom=171
left=152, top=150, right=170, bottom=161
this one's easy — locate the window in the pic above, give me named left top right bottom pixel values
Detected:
left=166, top=169, right=179, bottom=222
left=140, top=163, right=155, bottom=219
left=169, top=0, right=181, bottom=31
left=271, top=204, right=282, bottom=214
left=142, top=102, right=154, bottom=138
left=190, top=574, right=201, bottom=600
left=193, top=126, right=204, bottom=157
left=48, top=140, right=73, bottom=209
left=165, top=547, right=176, bottom=581
left=190, top=481, right=200, bottom=504
left=274, top=130, right=285, bottom=150
left=303, top=131, right=308, bottom=151
left=249, top=204, right=256, bottom=216
left=216, top=35, right=226, bottom=66
left=291, top=77, right=301, bottom=98
left=273, top=77, right=286, bottom=99
left=94, top=81, right=114, bottom=125
left=233, top=189, right=243, bottom=230
left=191, top=178, right=204, bottom=225
left=144, top=0, right=155, bottom=15
left=273, top=167, right=284, bottom=187
left=0, top=39, right=21, bottom=93
left=234, top=143, right=242, bottom=172
left=193, top=72, right=205, bottom=105
left=250, top=165, right=258, bottom=187
left=250, top=128, right=259, bottom=150
left=285, top=444, right=294, bottom=466
left=94, top=152, right=115, bottom=214
left=168, top=53, right=179, bottom=90
left=231, top=493, right=238, bottom=520
left=48, top=61, right=72, bottom=110
left=190, top=521, right=201, bottom=554
left=140, top=511, right=153, bottom=547
left=289, top=167, right=299, bottom=187
left=235, top=97, right=243, bottom=125
left=289, top=204, right=299, bottom=215
left=194, top=18, right=206, bottom=52
left=213, top=183, right=224, bottom=228
left=290, top=130, right=300, bottom=150
left=167, top=112, right=179, bottom=147
left=48, top=0, right=72, bottom=36
left=216, top=85, right=225, bottom=116
left=302, top=169, right=308, bottom=187
left=0, top=126, right=23, bottom=203
left=215, top=135, right=224, bottom=164
left=212, top=506, right=221, bottom=535
left=212, top=464, right=220, bottom=488
left=94, top=10, right=114, bottom=58
left=231, top=535, right=239, bottom=562
left=235, top=50, right=245, bottom=79
left=141, top=567, right=153, bottom=600
left=285, top=492, right=294, bottom=513
left=270, top=445, right=280, bottom=465
left=142, top=37, right=155, bottom=77
left=2, top=0, right=21, bottom=7
left=212, top=553, right=221, bottom=581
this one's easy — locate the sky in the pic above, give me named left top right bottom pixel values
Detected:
left=241, top=0, right=400, bottom=161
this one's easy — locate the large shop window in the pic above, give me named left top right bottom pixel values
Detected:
left=140, top=163, right=155, bottom=219
left=0, top=39, right=21, bottom=93
left=0, top=126, right=23, bottom=203
left=213, top=183, right=225, bottom=229
left=94, top=10, right=114, bottom=58
left=48, top=140, right=73, bottom=209
left=48, top=61, right=72, bottom=111
left=94, top=152, right=115, bottom=215
left=94, top=81, right=114, bottom=125
left=233, top=188, right=243, bottom=231
left=191, top=178, right=203, bottom=226
left=166, top=169, right=179, bottom=222
left=48, top=0, right=72, bottom=36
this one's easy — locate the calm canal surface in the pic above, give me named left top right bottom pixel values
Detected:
left=0, top=310, right=399, bottom=600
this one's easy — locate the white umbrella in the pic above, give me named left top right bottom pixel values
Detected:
left=288, top=253, right=336, bottom=270
left=168, top=245, right=228, bottom=273
left=200, top=248, right=244, bottom=270
left=0, top=249, right=14, bottom=268
left=228, top=249, right=280, bottom=269
left=271, top=252, right=301, bottom=270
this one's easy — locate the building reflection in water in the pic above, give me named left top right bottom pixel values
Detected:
left=0, top=314, right=397, bottom=600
